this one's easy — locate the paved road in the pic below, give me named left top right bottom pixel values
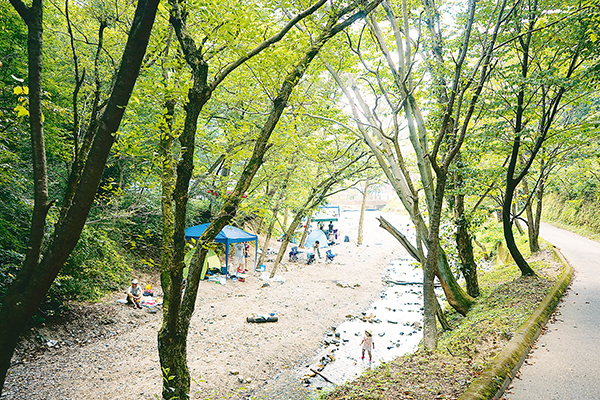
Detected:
left=507, top=222, right=600, bottom=399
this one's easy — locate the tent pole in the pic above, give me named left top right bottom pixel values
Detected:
left=225, top=241, right=229, bottom=275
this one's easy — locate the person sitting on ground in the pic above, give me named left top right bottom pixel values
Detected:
left=126, top=279, right=143, bottom=309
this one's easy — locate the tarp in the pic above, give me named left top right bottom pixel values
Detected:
left=311, top=213, right=338, bottom=222
left=304, top=229, right=329, bottom=250
left=184, top=223, right=258, bottom=274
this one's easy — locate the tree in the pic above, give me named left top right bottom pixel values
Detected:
left=357, top=178, right=372, bottom=246
left=494, top=0, right=593, bottom=276
left=0, top=0, right=159, bottom=393
left=0, top=1, right=29, bottom=267
left=452, top=153, right=480, bottom=297
left=157, top=1, right=383, bottom=398
left=269, top=141, right=373, bottom=277
left=324, top=0, right=513, bottom=347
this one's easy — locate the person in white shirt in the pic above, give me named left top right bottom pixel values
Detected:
left=126, top=279, right=143, bottom=309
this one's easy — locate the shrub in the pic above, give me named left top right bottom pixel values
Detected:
left=55, top=225, right=132, bottom=301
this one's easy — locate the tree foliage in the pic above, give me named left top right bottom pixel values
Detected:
left=1, top=0, right=600, bottom=396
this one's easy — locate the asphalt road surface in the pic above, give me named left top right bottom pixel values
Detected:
left=507, top=222, right=600, bottom=399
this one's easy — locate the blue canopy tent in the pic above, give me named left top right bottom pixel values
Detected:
left=185, top=224, right=258, bottom=275
left=304, top=229, right=329, bottom=249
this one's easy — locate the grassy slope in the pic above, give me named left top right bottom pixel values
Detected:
left=321, top=248, right=561, bottom=400
left=543, top=193, right=600, bottom=241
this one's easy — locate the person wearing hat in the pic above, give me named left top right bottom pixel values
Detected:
left=360, top=329, right=374, bottom=362
left=126, top=279, right=143, bottom=309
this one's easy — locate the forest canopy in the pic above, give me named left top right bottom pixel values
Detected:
left=0, top=0, right=599, bottom=397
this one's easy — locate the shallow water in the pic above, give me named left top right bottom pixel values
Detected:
left=250, top=212, right=433, bottom=400
left=250, top=257, right=440, bottom=400
left=308, top=257, right=427, bottom=387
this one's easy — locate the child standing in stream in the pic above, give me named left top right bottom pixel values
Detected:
left=360, top=330, right=374, bottom=362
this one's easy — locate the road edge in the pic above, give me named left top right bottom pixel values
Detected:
left=458, top=246, right=573, bottom=400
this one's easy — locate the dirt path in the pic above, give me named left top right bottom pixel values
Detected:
left=506, top=222, right=600, bottom=399
left=2, top=210, right=410, bottom=400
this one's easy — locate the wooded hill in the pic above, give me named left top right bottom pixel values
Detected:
left=0, top=0, right=598, bottom=398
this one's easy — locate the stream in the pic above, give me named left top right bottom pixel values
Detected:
left=250, top=252, right=441, bottom=400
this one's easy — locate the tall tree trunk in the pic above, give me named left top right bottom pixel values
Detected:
left=357, top=179, right=370, bottom=245
left=503, top=52, right=536, bottom=276
left=423, top=173, right=450, bottom=349
left=299, top=209, right=313, bottom=248
left=0, top=0, right=159, bottom=392
left=454, top=168, right=479, bottom=297
left=453, top=153, right=479, bottom=297
left=158, top=2, right=383, bottom=397
left=160, top=98, right=176, bottom=309
left=258, top=209, right=278, bottom=267
left=503, top=158, right=536, bottom=276
left=20, top=0, right=47, bottom=275
left=0, top=0, right=47, bottom=389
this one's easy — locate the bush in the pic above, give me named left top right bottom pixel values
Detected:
left=473, top=216, right=531, bottom=262
left=54, top=225, right=132, bottom=301
left=543, top=192, right=600, bottom=239
left=0, top=249, right=23, bottom=303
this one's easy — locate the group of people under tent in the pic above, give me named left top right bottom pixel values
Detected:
left=317, top=220, right=336, bottom=240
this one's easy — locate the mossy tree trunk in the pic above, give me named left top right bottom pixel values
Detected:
left=158, top=1, right=383, bottom=397
left=454, top=160, right=480, bottom=297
